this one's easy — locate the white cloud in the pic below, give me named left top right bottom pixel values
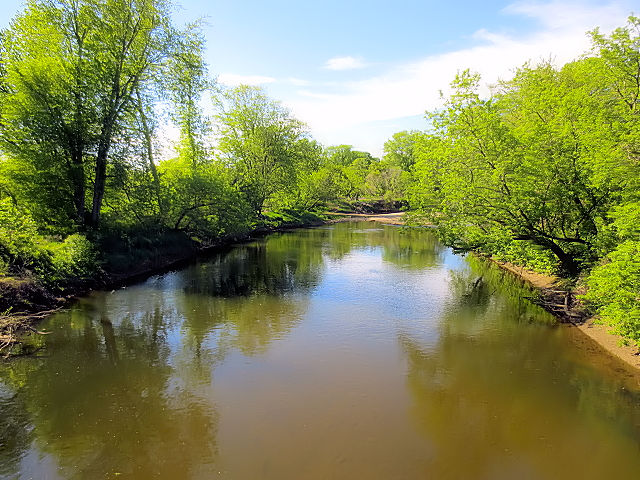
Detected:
left=284, top=1, right=631, bottom=155
left=324, top=56, right=367, bottom=71
left=216, top=73, right=276, bottom=86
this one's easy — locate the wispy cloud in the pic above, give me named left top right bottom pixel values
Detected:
left=284, top=1, right=631, bottom=154
left=324, top=56, right=367, bottom=71
left=216, top=73, right=276, bottom=86
left=503, top=0, right=629, bottom=30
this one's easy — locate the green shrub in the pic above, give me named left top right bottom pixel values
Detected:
left=493, top=240, right=559, bottom=275
left=40, top=234, right=98, bottom=285
left=0, top=198, right=40, bottom=273
left=0, top=198, right=97, bottom=285
left=583, top=240, right=640, bottom=345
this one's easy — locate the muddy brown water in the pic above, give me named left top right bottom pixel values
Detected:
left=1, top=222, right=639, bottom=479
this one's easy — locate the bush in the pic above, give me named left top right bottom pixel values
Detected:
left=583, top=240, right=640, bottom=345
left=493, top=240, right=559, bottom=275
left=41, top=234, right=98, bottom=285
left=0, top=198, right=97, bottom=286
left=0, top=198, right=40, bottom=274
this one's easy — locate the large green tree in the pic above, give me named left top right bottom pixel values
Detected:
left=216, top=85, right=309, bottom=215
left=0, top=0, right=174, bottom=228
left=411, top=59, right=629, bottom=275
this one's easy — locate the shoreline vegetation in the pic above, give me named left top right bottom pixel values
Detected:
left=0, top=2, right=638, bottom=373
left=0, top=208, right=400, bottom=353
left=2, top=213, right=639, bottom=376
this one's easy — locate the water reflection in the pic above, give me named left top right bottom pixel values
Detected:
left=447, top=254, right=556, bottom=324
left=179, top=231, right=325, bottom=297
left=0, top=228, right=327, bottom=478
left=0, top=222, right=639, bottom=479
left=320, top=223, right=445, bottom=270
left=400, top=255, right=640, bottom=479
left=0, top=385, right=32, bottom=478
left=0, top=302, right=219, bottom=478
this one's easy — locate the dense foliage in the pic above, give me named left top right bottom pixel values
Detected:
left=401, top=17, right=640, bottom=343
left=0, top=0, right=403, bottom=289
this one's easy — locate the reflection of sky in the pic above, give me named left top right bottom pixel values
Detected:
left=313, top=245, right=459, bottom=342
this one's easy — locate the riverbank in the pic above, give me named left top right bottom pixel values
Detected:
left=0, top=212, right=331, bottom=353
left=3, top=212, right=639, bottom=374
left=482, top=256, right=640, bottom=371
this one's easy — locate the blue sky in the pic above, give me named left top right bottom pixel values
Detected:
left=1, top=0, right=636, bottom=156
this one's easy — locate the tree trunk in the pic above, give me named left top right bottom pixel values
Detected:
left=100, top=317, right=119, bottom=365
left=135, top=88, right=163, bottom=215
left=89, top=135, right=112, bottom=228
left=538, top=238, right=580, bottom=277
left=515, top=233, right=581, bottom=276
left=70, top=149, right=85, bottom=225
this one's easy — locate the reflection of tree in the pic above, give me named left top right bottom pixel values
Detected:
left=447, top=254, right=555, bottom=325
left=177, top=294, right=307, bottom=358
left=0, top=220, right=490, bottom=477
left=183, top=230, right=325, bottom=297
left=170, top=230, right=321, bottom=358
left=0, top=388, right=32, bottom=478
left=321, top=221, right=445, bottom=270
left=398, top=254, right=640, bottom=477
left=0, top=225, right=329, bottom=477
left=0, top=295, right=219, bottom=479
left=380, top=227, right=444, bottom=269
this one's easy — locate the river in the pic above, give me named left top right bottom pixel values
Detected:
left=1, top=222, right=639, bottom=479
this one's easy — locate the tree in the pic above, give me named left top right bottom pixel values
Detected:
left=383, top=130, right=423, bottom=171
left=580, top=16, right=640, bottom=344
left=0, top=0, right=174, bottom=228
left=216, top=85, right=308, bottom=215
left=158, top=157, right=250, bottom=237
left=163, top=20, right=210, bottom=167
left=411, top=65, right=622, bottom=275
